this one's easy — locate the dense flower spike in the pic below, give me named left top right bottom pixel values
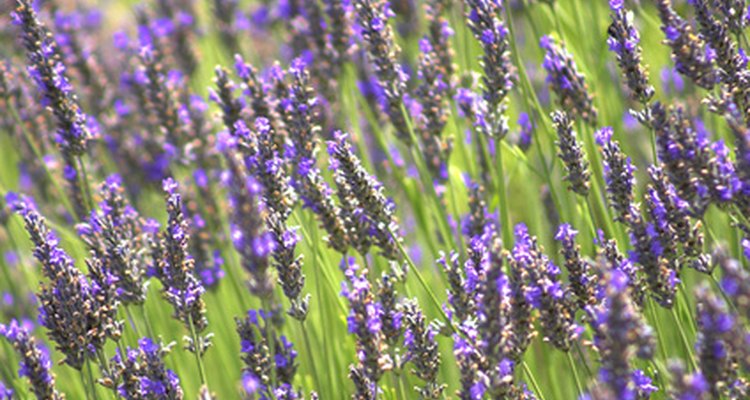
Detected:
left=646, top=166, right=708, bottom=272
left=668, top=361, right=709, bottom=400
left=424, top=0, right=454, bottom=83
left=236, top=309, right=299, bottom=397
left=341, top=258, right=392, bottom=392
left=690, top=0, right=745, bottom=87
left=0, top=320, right=62, bottom=400
left=109, top=338, right=184, bottom=400
left=595, top=127, right=636, bottom=222
left=607, top=0, right=654, bottom=104
left=588, top=268, right=655, bottom=400
left=414, top=37, right=452, bottom=182
left=553, top=110, right=590, bottom=196
left=655, top=0, right=717, bottom=90
left=14, top=200, right=120, bottom=369
left=280, top=59, right=350, bottom=253
left=512, top=224, right=580, bottom=351
left=695, top=285, right=750, bottom=398
left=402, top=299, right=444, bottom=398
left=154, top=178, right=210, bottom=351
left=221, top=146, right=275, bottom=298
left=328, top=132, right=401, bottom=259
left=541, top=36, right=597, bottom=125
left=12, top=0, right=91, bottom=157
left=353, top=0, right=410, bottom=142
left=555, top=224, right=597, bottom=308
left=12, top=0, right=94, bottom=220
left=77, top=174, right=151, bottom=304
left=463, top=0, right=514, bottom=139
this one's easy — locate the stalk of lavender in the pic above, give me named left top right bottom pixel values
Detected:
left=152, top=0, right=199, bottom=76
left=323, top=0, right=353, bottom=69
left=439, top=250, right=477, bottom=324
left=648, top=103, right=716, bottom=214
left=595, top=127, right=636, bottom=222
left=236, top=310, right=300, bottom=398
left=425, top=0, right=455, bottom=85
left=596, top=232, right=646, bottom=307
left=625, top=203, right=679, bottom=308
left=341, top=257, right=393, bottom=397
left=12, top=0, right=94, bottom=220
left=352, top=0, right=410, bottom=143
left=402, top=299, right=445, bottom=399
left=477, top=236, right=525, bottom=397
left=328, top=131, right=401, bottom=259
left=77, top=174, right=150, bottom=305
left=668, top=361, right=709, bottom=400
left=513, top=223, right=581, bottom=352
left=541, top=36, right=597, bottom=125
left=109, top=338, right=184, bottom=399
left=695, top=285, right=750, bottom=398
left=13, top=198, right=121, bottom=370
left=553, top=110, right=590, bottom=197
left=282, top=59, right=349, bottom=253
left=607, top=0, right=654, bottom=105
left=0, top=320, right=62, bottom=400
left=587, top=267, right=656, bottom=400
left=716, top=248, right=750, bottom=326
left=646, top=166, right=709, bottom=273
left=227, top=116, right=308, bottom=318
left=220, top=142, right=275, bottom=299
left=463, top=0, right=514, bottom=139
left=716, top=0, right=748, bottom=35
left=655, top=0, right=717, bottom=90
left=414, top=37, right=453, bottom=183
left=555, top=224, right=597, bottom=309
left=154, top=178, right=212, bottom=388
left=690, top=0, right=744, bottom=87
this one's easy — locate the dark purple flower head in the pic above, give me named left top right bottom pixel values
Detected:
left=341, top=258, right=392, bottom=383
left=553, top=110, right=590, bottom=196
left=1, top=320, right=61, bottom=399
left=607, top=0, right=654, bottom=103
left=110, top=337, right=183, bottom=399
left=655, top=0, right=717, bottom=89
left=541, top=36, right=597, bottom=124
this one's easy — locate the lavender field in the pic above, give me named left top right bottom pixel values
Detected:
left=1, top=0, right=750, bottom=398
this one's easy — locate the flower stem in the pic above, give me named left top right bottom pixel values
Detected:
left=521, top=360, right=547, bottom=400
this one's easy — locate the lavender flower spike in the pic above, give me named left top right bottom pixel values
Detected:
left=14, top=199, right=121, bottom=369
left=541, top=36, right=597, bottom=125
left=595, top=127, right=636, bottom=222
left=403, top=299, right=445, bottom=399
left=352, top=0, right=410, bottom=143
left=154, top=178, right=211, bottom=354
left=607, top=0, right=654, bottom=104
left=0, top=320, right=62, bottom=400
left=655, top=0, right=717, bottom=90
left=109, top=338, right=184, bottom=399
left=341, top=257, right=392, bottom=393
left=553, top=110, right=590, bottom=197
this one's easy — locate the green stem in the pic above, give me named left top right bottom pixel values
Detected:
left=139, top=304, right=156, bottom=339
left=566, top=351, right=584, bottom=396
left=495, top=139, right=513, bottom=248
left=521, top=361, right=547, bottom=400
left=670, top=308, right=699, bottom=371
left=300, top=322, right=323, bottom=395
left=187, top=314, right=209, bottom=388
left=647, top=301, right=669, bottom=362
left=86, top=359, right=99, bottom=400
